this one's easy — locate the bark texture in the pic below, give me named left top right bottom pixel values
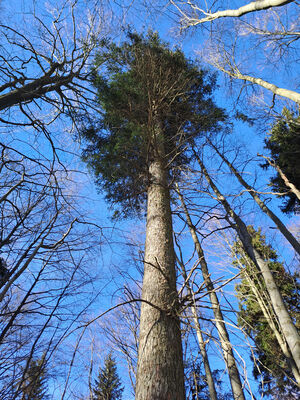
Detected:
left=135, top=156, right=185, bottom=400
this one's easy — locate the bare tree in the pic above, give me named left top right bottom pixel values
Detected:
left=170, top=0, right=300, bottom=107
left=0, top=0, right=110, bottom=137
left=0, top=142, right=103, bottom=399
left=193, top=148, right=300, bottom=378
left=176, top=184, right=246, bottom=400
left=207, top=138, right=300, bottom=255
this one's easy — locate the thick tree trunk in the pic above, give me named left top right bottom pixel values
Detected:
left=177, top=187, right=246, bottom=400
left=196, top=152, right=300, bottom=377
left=135, top=155, right=185, bottom=400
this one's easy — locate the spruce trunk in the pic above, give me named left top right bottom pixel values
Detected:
left=135, top=156, right=185, bottom=400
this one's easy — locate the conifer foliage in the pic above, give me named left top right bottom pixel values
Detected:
left=263, top=108, right=300, bottom=214
left=234, top=226, right=300, bottom=398
left=80, top=31, right=226, bottom=399
left=80, top=31, right=226, bottom=217
left=93, top=353, right=124, bottom=400
left=19, top=357, right=49, bottom=400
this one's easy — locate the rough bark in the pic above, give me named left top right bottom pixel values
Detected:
left=209, top=141, right=300, bottom=255
left=195, top=152, right=300, bottom=376
left=135, top=154, right=185, bottom=399
left=177, top=187, right=246, bottom=400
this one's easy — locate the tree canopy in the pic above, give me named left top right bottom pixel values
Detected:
left=93, top=353, right=124, bottom=400
left=80, top=31, right=226, bottom=217
left=234, top=226, right=300, bottom=397
left=263, top=108, right=300, bottom=214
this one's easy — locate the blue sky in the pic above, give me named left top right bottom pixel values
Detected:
left=1, top=1, right=299, bottom=399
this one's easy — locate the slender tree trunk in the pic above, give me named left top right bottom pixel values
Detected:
left=209, top=140, right=300, bottom=255
left=195, top=152, right=300, bottom=376
left=259, top=154, right=300, bottom=201
left=177, top=255, right=218, bottom=400
left=177, top=186, right=246, bottom=400
left=190, top=306, right=218, bottom=400
left=135, top=152, right=185, bottom=399
left=240, top=262, right=300, bottom=385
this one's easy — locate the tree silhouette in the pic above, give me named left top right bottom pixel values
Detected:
left=19, top=357, right=49, bottom=400
left=93, top=353, right=124, bottom=400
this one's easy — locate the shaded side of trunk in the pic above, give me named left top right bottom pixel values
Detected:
left=178, top=187, right=246, bottom=400
left=196, top=152, right=300, bottom=378
left=209, top=140, right=300, bottom=255
left=135, top=156, right=185, bottom=400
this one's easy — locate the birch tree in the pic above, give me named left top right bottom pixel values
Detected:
left=194, top=150, right=300, bottom=378
left=170, top=0, right=300, bottom=108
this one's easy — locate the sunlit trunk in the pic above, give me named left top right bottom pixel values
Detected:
left=196, top=152, right=300, bottom=378
left=135, top=150, right=185, bottom=399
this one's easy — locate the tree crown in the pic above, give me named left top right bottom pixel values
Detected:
left=262, top=108, right=300, bottom=214
left=93, top=353, right=124, bottom=400
left=80, top=31, right=226, bottom=217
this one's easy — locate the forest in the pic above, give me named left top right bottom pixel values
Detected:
left=0, top=0, right=299, bottom=399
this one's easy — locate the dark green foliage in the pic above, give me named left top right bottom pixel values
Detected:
left=186, top=362, right=231, bottom=400
left=80, top=31, right=226, bottom=217
left=234, top=226, right=300, bottom=398
left=93, top=353, right=124, bottom=400
left=0, top=257, right=8, bottom=285
left=263, top=108, right=300, bottom=214
left=19, top=357, right=49, bottom=400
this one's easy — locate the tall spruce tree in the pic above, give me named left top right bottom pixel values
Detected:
left=80, top=31, right=226, bottom=399
left=234, top=226, right=300, bottom=397
left=93, top=353, right=124, bottom=400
